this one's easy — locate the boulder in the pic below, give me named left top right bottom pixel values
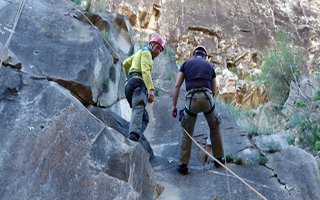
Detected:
left=0, top=0, right=158, bottom=199
left=282, top=76, right=320, bottom=121
left=267, top=147, right=320, bottom=200
left=0, top=0, right=131, bottom=108
left=0, top=69, right=157, bottom=199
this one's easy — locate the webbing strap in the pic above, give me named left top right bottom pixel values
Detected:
left=184, top=107, right=197, bottom=117
left=204, top=104, right=215, bottom=115
left=186, top=88, right=215, bottom=116
left=187, top=87, right=210, bottom=94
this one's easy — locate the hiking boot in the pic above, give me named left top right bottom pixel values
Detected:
left=214, top=157, right=225, bottom=168
left=177, top=164, right=188, bottom=175
left=128, top=133, right=140, bottom=142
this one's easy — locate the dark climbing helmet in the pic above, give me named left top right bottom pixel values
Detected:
left=193, top=45, right=207, bottom=58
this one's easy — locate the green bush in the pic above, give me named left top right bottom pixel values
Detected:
left=165, top=47, right=175, bottom=60
left=75, top=0, right=82, bottom=5
left=225, top=154, right=246, bottom=165
left=222, top=100, right=242, bottom=119
left=176, top=59, right=185, bottom=67
left=96, top=0, right=108, bottom=11
left=316, top=140, right=320, bottom=151
left=220, top=100, right=273, bottom=137
left=85, top=0, right=92, bottom=11
left=313, top=91, right=320, bottom=101
left=287, top=136, right=295, bottom=145
left=260, top=28, right=305, bottom=108
left=299, top=119, right=320, bottom=154
left=257, top=156, right=268, bottom=165
left=165, top=71, right=176, bottom=81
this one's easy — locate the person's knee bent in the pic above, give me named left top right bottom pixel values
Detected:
left=132, top=98, right=146, bottom=107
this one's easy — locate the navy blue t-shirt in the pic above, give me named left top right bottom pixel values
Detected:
left=180, top=57, right=216, bottom=91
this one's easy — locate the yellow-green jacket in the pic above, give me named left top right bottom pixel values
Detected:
left=123, top=47, right=154, bottom=90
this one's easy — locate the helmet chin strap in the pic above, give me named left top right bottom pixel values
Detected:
left=149, top=43, right=156, bottom=59
left=194, top=50, right=206, bottom=58
left=150, top=42, right=156, bottom=48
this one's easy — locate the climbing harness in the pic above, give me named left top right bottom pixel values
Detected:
left=185, top=87, right=215, bottom=116
left=0, top=0, right=26, bottom=68
left=125, top=71, right=147, bottom=108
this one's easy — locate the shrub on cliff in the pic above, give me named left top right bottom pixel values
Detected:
left=260, top=28, right=305, bottom=108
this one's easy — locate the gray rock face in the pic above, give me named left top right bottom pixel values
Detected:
left=1, top=0, right=320, bottom=200
left=268, top=147, right=320, bottom=200
left=0, top=0, right=156, bottom=199
left=0, top=67, right=157, bottom=200
left=87, top=105, right=155, bottom=159
left=1, top=74, right=124, bottom=199
left=0, top=0, right=128, bottom=108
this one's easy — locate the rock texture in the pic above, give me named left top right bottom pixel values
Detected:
left=1, top=0, right=320, bottom=200
left=111, top=0, right=320, bottom=108
left=0, top=0, right=156, bottom=199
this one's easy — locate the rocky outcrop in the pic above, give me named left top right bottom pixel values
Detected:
left=0, top=75, right=155, bottom=200
left=267, top=146, right=320, bottom=200
left=0, top=0, right=135, bottom=108
left=1, top=0, right=320, bottom=200
left=0, top=0, right=156, bottom=199
left=108, top=0, right=320, bottom=108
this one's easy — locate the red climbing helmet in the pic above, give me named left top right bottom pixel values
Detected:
left=149, top=34, right=166, bottom=50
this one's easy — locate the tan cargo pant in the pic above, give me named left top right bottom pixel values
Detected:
left=180, top=90, right=224, bottom=165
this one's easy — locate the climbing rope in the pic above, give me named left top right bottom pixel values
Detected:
left=183, top=127, right=267, bottom=200
left=156, top=86, right=267, bottom=199
left=63, top=0, right=122, bottom=62
left=55, top=2, right=267, bottom=199
left=0, top=0, right=26, bottom=68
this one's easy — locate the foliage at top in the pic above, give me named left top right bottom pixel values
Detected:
left=260, top=28, right=305, bottom=108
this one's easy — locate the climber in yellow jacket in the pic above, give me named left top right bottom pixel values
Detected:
left=123, top=34, right=166, bottom=142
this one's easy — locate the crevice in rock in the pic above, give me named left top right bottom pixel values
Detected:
left=234, top=145, right=255, bottom=154
left=188, top=26, right=221, bottom=38
left=263, top=163, right=292, bottom=192
left=75, top=11, right=110, bottom=31
left=47, top=76, right=95, bottom=106
left=3, top=0, right=16, bottom=4
left=248, top=135, right=291, bottom=192
left=31, top=75, right=96, bottom=107
left=1, top=56, right=22, bottom=69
